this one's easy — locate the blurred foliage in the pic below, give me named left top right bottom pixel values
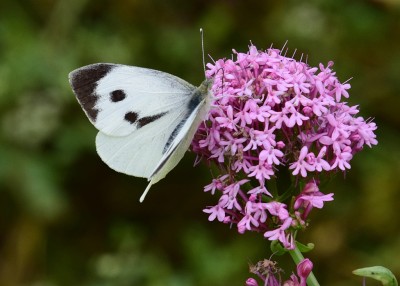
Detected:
left=0, top=0, right=399, bottom=285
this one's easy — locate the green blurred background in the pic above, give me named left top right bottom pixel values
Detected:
left=0, top=0, right=399, bottom=285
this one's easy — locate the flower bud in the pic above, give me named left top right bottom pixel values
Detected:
left=245, top=278, right=259, bottom=286
left=276, top=141, right=285, bottom=149
left=297, top=258, right=313, bottom=280
left=303, top=181, right=319, bottom=194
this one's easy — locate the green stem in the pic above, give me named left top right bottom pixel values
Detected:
left=288, top=245, right=320, bottom=286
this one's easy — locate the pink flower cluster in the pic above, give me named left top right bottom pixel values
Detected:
left=191, top=45, right=377, bottom=247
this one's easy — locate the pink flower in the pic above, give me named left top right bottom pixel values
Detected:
left=259, top=147, right=284, bottom=165
left=243, top=128, right=270, bottom=151
left=238, top=206, right=260, bottom=233
left=334, top=81, right=351, bottom=102
left=298, top=193, right=334, bottom=209
left=248, top=161, right=275, bottom=181
left=219, top=193, right=242, bottom=210
left=219, top=131, right=247, bottom=155
left=289, top=146, right=315, bottom=177
left=203, top=205, right=225, bottom=222
left=264, top=217, right=293, bottom=248
left=307, top=146, right=331, bottom=172
left=331, top=145, right=353, bottom=170
left=215, top=106, right=237, bottom=130
left=294, top=181, right=334, bottom=219
left=265, top=202, right=289, bottom=220
left=284, top=104, right=309, bottom=127
left=204, top=174, right=228, bottom=195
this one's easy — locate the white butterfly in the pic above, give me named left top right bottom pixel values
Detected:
left=68, top=63, right=213, bottom=202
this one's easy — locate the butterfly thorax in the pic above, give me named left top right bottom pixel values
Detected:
left=199, top=78, right=213, bottom=97
left=198, top=78, right=214, bottom=104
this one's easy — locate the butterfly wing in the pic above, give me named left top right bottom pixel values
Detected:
left=69, top=63, right=210, bottom=183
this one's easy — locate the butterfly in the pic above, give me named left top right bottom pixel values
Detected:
left=68, top=63, right=213, bottom=202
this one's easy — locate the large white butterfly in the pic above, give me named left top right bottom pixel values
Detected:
left=68, top=63, right=213, bottom=202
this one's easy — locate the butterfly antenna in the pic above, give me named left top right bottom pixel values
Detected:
left=200, top=28, right=206, bottom=78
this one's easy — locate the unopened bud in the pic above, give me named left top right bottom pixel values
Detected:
left=245, top=278, right=259, bottom=286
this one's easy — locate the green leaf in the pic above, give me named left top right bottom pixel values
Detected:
left=353, top=266, right=398, bottom=286
left=296, top=241, right=314, bottom=253
left=270, top=240, right=287, bottom=256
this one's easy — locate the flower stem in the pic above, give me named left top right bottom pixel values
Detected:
left=288, top=245, right=320, bottom=286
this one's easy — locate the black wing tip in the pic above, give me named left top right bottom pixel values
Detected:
left=68, top=63, right=117, bottom=122
left=68, top=63, right=117, bottom=89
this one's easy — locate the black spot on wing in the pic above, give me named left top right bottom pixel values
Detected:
left=69, top=64, right=115, bottom=121
left=137, top=112, right=168, bottom=128
left=124, top=111, right=139, bottom=124
left=110, top=89, right=126, bottom=102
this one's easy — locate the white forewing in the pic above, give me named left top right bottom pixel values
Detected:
left=69, top=64, right=195, bottom=137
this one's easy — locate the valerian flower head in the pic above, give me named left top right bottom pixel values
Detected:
left=192, top=44, right=377, bottom=248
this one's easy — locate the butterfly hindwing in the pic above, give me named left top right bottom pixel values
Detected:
left=96, top=108, right=189, bottom=179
